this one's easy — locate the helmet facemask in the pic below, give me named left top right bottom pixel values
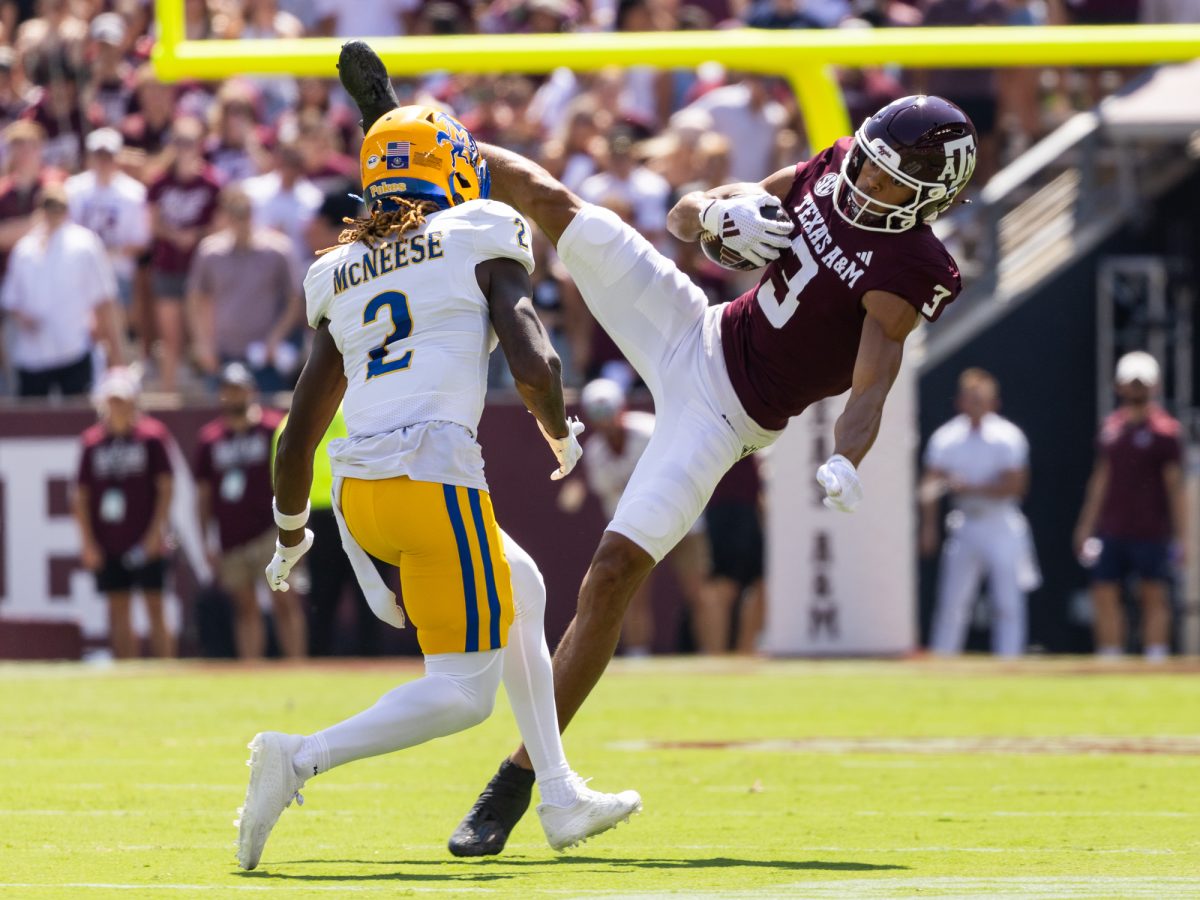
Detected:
left=833, top=121, right=975, bottom=234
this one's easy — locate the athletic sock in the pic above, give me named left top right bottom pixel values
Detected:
left=538, top=772, right=582, bottom=808
left=292, top=733, right=330, bottom=779
left=500, top=534, right=571, bottom=785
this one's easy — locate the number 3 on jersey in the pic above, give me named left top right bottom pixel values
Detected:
left=363, top=290, right=413, bottom=379
left=755, top=238, right=819, bottom=329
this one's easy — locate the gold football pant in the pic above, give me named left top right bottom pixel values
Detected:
left=339, top=476, right=514, bottom=655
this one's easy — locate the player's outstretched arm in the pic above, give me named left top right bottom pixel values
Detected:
left=480, top=257, right=585, bottom=480
left=273, top=323, right=347, bottom=545
left=478, top=142, right=582, bottom=248
left=834, top=291, right=918, bottom=467
left=480, top=256, right=568, bottom=435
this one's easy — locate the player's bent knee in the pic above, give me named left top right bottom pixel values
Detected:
left=454, top=677, right=498, bottom=727
left=509, top=552, right=547, bottom=623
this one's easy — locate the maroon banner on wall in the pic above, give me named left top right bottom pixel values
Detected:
left=0, top=397, right=688, bottom=658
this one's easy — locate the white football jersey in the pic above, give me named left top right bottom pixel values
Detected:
left=303, top=199, right=534, bottom=486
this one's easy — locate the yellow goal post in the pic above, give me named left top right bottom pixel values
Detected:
left=151, top=1, right=1200, bottom=154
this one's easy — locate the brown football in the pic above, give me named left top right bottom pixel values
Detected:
left=699, top=202, right=791, bottom=272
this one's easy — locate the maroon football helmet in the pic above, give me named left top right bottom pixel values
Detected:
left=833, top=95, right=977, bottom=233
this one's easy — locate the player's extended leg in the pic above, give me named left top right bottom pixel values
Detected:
left=336, top=41, right=400, bottom=132
left=449, top=532, right=641, bottom=857
left=236, top=648, right=505, bottom=871
left=451, top=385, right=743, bottom=856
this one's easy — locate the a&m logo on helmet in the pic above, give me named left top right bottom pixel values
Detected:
left=359, top=105, right=491, bottom=210
left=939, top=135, right=977, bottom=188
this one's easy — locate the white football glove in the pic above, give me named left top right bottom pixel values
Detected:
left=816, top=454, right=863, bottom=513
left=264, top=528, right=314, bottom=592
left=699, top=193, right=793, bottom=267
left=538, top=416, right=585, bottom=481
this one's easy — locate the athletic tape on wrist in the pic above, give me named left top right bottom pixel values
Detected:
left=272, top=499, right=310, bottom=530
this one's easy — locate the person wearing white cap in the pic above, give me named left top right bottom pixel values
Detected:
left=73, top=366, right=175, bottom=659
left=920, top=368, right=1039, bottom=657
left=1074, top=351, right=1186, bottom=661
left=67, top=128, right=150, bottom=311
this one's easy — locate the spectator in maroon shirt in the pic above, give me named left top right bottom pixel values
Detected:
left=73, top=366, right=175, bottom=659
left=22, top=50, right=87, bottom=172
left=194, top=362, right=306, bottom=659
left=121, top=63, right=177, bottom=174
left=1074, top=352, right=1187, bottom=661
left=0, top=120, right=64, bottom=280
left=146, top=116, right=220, bottom=392
left=82, top=12, right=135, bottom=129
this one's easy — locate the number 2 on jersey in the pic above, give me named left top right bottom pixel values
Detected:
left=363, top=290, right=413, bottom=379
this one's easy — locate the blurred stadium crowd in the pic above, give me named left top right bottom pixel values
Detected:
left=1, top=0, right=1195, bottom=399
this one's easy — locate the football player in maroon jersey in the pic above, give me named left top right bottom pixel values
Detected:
left=338, top=41, right=977, bottom=856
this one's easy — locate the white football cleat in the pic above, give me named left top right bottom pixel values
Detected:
left=537, top=775, right=642, bottom=851
left=235, top=732, right=306, bottom=870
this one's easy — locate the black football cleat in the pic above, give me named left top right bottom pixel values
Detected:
left=336, top=40, right=401, bottom=133
left=447, top=759, right=536, bottom=857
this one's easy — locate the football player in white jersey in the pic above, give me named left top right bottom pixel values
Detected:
left=234, top=106, right=640, bottom=871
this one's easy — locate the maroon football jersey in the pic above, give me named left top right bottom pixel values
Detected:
left=721, top=138, right=962, bottom=430
left=146, top=167, right=221, bottom=274
left=194, top=410, right=283, bottom=552
left=1096, top=406, right=1182, bottom=542
left=76, top=416, right=173, bottom=557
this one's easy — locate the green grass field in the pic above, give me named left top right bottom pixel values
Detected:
left=2, top=657, right=1199, bottom=899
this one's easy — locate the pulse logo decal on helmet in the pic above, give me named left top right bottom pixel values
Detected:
left=385, top=141, right=410, bottom=170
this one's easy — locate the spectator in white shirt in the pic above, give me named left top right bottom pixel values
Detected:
left=241, top=141, right=322, bottom=275
left=920, top=368, right=1039, bottom=657
left=677, top=76, right=790, bottom=183
left=2, top=183, right=124, bottom=397
left=313, top=0, right=420, bottom=36
left=66, top=128, right=150, bottom=310
left=579, top=125, right=670, bottom=244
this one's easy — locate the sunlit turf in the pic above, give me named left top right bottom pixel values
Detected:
left=2, top=657, right=1199, bottom=899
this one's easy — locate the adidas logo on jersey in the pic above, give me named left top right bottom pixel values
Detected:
left=856, top=250, right=873, bottom=266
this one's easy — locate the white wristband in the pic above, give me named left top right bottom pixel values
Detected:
left=272, top=499, right=310, bottom=530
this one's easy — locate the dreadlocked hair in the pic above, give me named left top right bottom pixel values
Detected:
left=317, top=198, right=440, bottom=255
